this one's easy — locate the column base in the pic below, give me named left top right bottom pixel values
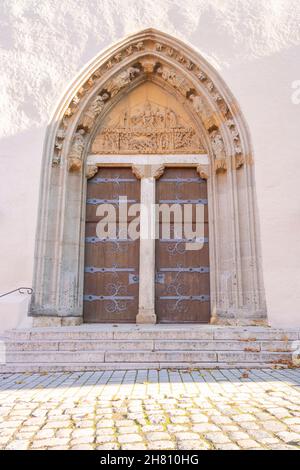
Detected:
left=136, top=309, right=157, bottom=325
left=32, top=316, right=83, bottom=327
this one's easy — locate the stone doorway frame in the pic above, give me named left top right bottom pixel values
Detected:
left=29, top=28, right=267, bottom=326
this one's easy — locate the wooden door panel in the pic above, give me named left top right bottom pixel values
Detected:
left=155, top=167, right=210, bottom=323
left=84, top=167, right=140, bottom=323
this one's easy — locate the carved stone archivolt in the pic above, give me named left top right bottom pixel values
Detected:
left=50, top=31, right=247, bottom=176
left=91, top=100, right=205, bottom=155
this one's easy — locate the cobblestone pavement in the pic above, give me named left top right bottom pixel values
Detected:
left=0, top=368, right=300, bottom=450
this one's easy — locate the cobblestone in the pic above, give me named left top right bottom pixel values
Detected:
left=0, top=368, right=299, bottom=450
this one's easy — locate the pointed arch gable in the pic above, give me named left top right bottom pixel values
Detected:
left=30, top=29, right=266, bottom=325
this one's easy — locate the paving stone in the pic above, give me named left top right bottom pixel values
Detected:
left=150, top=440, right=176, bottom=450
left=71, top=428, right=94, bottom=438
left=276, top=431, right=300, bottom=444
left=118, top=433, right=143, bottom=444
left=237, top=439, right=261, bottom=449
left=192, top=423, right=220, bottom=433
left=1, top=368, right=300, bottom=451
left=6, top=440, right=30, bottom=450
left=262, top=420, right=288, bottom=432
left=71, top=444, right=94, bottom=450
left=145, top=431, right=171, bottom=442
left=177, top=440, right=210, bottom=450
left=96, top=443, right=120, bottom=450
left=121, top=443, right=147, bottom=450
left=204, top=432, right=232, bottom=444
left=215, top=443, right=240, bottom=450
left=190, top=413, right=209, bottom=423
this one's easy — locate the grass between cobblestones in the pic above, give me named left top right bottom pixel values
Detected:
left=0, top=368, right=300, bottom=450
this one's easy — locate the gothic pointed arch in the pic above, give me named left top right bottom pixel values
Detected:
left=31, top=28, right=266, bottom=325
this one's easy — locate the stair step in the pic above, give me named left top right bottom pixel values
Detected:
left=5, top=339, right=296, bottom=353
left=0, top=362, right=289, bottom=373
left=5, top=326, right=300, bottom=341
left=1, top=326, right=299, bottom=372
left=4, top=349, right=293, bottom=364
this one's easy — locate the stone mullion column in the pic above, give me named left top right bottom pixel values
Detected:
left=132, top=164, right=165, bottom=324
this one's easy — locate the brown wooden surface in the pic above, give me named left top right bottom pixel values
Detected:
left=83, top=167, right=140, bottom=323
left=155, top=167, right=210, bottom=323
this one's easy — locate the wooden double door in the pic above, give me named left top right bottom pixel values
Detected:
left=83, top=166, right=210, bottom=323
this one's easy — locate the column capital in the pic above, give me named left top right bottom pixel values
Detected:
left=132, top=164, right=165, bottom=179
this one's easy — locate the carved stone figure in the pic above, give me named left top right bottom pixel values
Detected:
left=82, top=92, right=109, bottom=129
left=106, top=66, right=140, bottom=97
left=210, top=129, right=226, bottom=161
left=189, top=94, right=205, bottom=113
left=68, top=129, right=86, bottom=172
left=156, top=66, right=190, bottom=96
left=166, top=108, right=177, bottom=128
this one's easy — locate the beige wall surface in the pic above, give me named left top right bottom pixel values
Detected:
left=0, top=0, right=299, bottom=327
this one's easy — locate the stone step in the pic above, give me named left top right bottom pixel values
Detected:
left=1, top=326, right=299, bottom=372
left=5, top=326, right=300, bottom=341
left=4, top=339, right=297, bottom=352
left=5, top=339, right=154, bottom=351
left=0, top=361, right=290, bottom=373
left=4, top=349, right=293, bottom=364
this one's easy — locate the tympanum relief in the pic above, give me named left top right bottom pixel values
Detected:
left=91, top=100, right=205, bottom=154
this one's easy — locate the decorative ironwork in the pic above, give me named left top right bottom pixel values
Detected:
left=83, top=283, right=134, bottom=313
left=90, top=177, right=136, bottom=184
left=0, top=287, right=33, bottom=298
left=160, top=177, right=206, bottom=183
left=85, top=265, right=135, bottom=274
left=160, top=265, right=210, bottom=273
left=155, top=273, right=165, bottom=284
left=159, top=198, right=208, bottom=204
left=128, top=274, right=139, bottom=284
left=159, top=273, right=210, bottom=313
left=160, top=237, right=209, bottom=255
left=87, top=198, right=136, bottom=205
left=85, top=237, right=135, bottom=252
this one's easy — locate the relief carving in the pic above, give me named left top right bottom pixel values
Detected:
left=81, top=92, right=109, bottom=130
left=196, top=164, right=209, bottom=180
left=86, top=164, right=99, bottom=179
left=106, top=66, right=140, bottom=98
left=156, top=65, right=191, bottom=96
left=210, top=129, right=225, bottom=159
left=210, top=129, right=227, bottom=173
left=189, top=93, right=211, bottom=121
left=68, top=128, right=86, bottom=172
left=132, top=164, right=165, bottom=179
left=91, top=101, right=205, bottom=154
